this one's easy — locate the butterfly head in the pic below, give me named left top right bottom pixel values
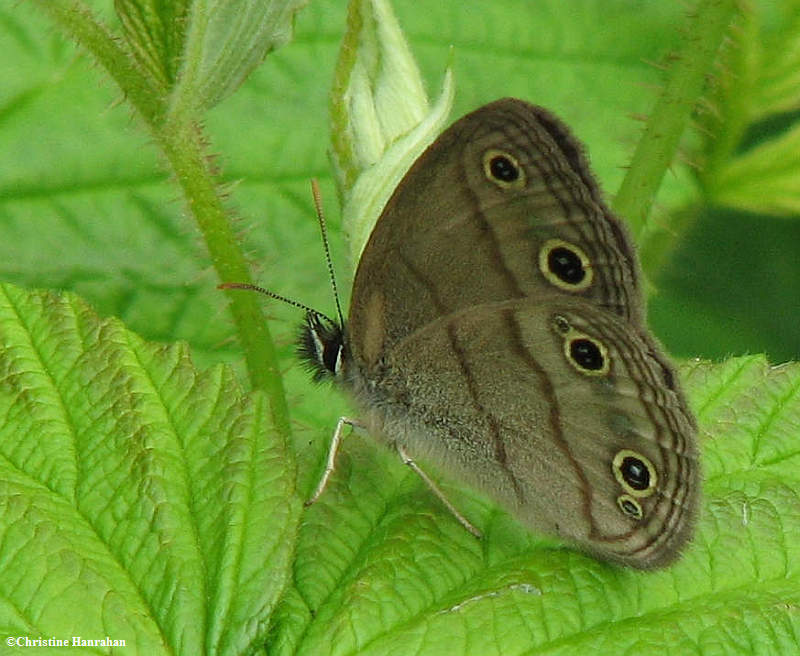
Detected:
left=297, top=311, right=346, bottom=382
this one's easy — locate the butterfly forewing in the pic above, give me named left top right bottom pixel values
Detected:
left=348, top=98, right=642, bottom=365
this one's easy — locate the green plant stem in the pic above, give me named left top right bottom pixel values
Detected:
left=157, top=114, right=290, bottom=431
left=700, top=6, right=756, bottom=191
left=29, top=0, right=291, bottom=436
left=31, top=0, right=166, bottom=123
left=614, top=0, right=740, bottom=243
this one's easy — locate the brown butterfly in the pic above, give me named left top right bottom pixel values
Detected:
left=235, top=98, right=700, bottom=568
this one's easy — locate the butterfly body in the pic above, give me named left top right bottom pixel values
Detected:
left=301, top=98, right=699, bottom=569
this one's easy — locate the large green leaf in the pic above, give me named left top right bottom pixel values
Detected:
left=0, top=284, right=299, bottom=654
left=1, top=281, right=798, bottom=653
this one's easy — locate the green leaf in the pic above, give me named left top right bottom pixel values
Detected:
left=696, top=0, right=800, bottom=218
left=753, top=5, right=800, bottom=116
left=115, top=0, right=189, bottom=91
left=329, top=0, right=454, bottom=266
left=112, top=0, right=312, bottom=113
left=711, top=122, right=800, bottom=215
left=23, top=0, right=301, bottom=407
left=0, top=283, right=300, bottom=654
left=173, top=0, right=311, bottom=113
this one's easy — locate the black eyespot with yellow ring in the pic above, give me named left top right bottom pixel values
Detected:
left=483, top=149, right=526, bottom=189
left=617, top=494, right=643, bottom=521
left=570, top=338, right=605, bottom=372
left=551, top=315, right=611, bottom=377
left=613, top=449, right=658, bottom=497
left=538, top=239, right=593, bottom=291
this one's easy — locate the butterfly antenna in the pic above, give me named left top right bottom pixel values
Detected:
left=310, top=179, right=346, bottom=328
left=217, top=282, right=337, bottom=326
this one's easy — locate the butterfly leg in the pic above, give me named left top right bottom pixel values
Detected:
left=396, top=445, right=483, bottom=538
left=306, top=416, right=365, bottom=506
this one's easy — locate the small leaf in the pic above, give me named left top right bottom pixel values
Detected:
left=329, top=0, right=454, bottom=266
left=710, top=122, right=800, bottom=215
left=115, top=0, right=190, bottom=91
left=753, top=7, right=800, bottom=116
left=0, top=283, right=300, bottom=654
left=174, top=0, right=311, bottom=113
left=696, top=0, right=800, bottom=217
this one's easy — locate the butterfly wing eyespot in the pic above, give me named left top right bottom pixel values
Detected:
left=569, top=338, right=606, bottom=372
left=613, top=449, right=658, bottom=497
left=538, top=239, right=593, bottom=291
left=617, top=495, right=644, bottom=520
left=550, top=314, right=610, bottom=375
left=564, top=334, right=609, bottom=375
left=482, top=148, right=526, bottom=189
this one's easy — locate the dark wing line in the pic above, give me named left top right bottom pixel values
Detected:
left=460, top=101, right=638, bottom=321
left=397, top=251, right=526, bottom=502
left=525, top=104, right=640, bottom=319
left=590, top=314, right=695, bottom=557
left=455, top=118, right=527, bottom=300
left=500, top=307, right=597, bottom=526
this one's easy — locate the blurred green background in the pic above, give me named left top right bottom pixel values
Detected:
left=2, top=0, right=798, bottom=378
